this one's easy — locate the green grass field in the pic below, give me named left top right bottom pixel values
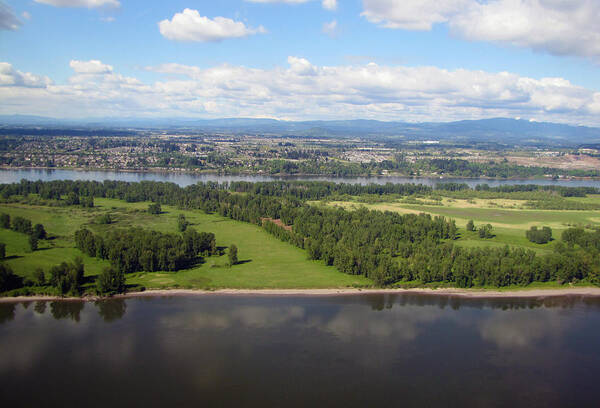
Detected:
left=0, top=199, right=370, bottom=292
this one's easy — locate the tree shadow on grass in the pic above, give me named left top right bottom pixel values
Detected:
left=236, top=259, right=252, bottom=265
left=3, top=255, right=22, bottom=260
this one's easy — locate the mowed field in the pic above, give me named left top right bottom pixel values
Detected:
left=0, top=198, right=370, bottom=291
left=322, top=195, right=600, bottom=255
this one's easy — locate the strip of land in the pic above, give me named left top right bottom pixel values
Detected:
left=3, top=287, right=600, bottom=303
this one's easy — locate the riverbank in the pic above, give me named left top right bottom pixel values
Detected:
left=3, top=286, right=600, bottom=303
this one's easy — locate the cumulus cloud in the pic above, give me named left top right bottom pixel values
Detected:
left=0, top=62, right=52, bottom=87
left=159, top=9, right=266, bottom=42
left=0, top=2, right=21, bottom=30
left=69, top=59, right=113, bottom=74
left=361, top=0, right=600, bottom=59
left=2, top=58, right=600, bottom=124
left=34, top=0, right=120, bottom=7
left=362, top=0, right=469, bottom=30
left=322, top=19, right=338, bottom=37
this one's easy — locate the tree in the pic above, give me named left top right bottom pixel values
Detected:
left=0, top=263, right=20, bottom=292
left=466, top=220, right=475, bottom=231
left=32, top=224, right=47, bottom=240
left=0, top=213, right=10, bottom=229
left=33, top=268, right=46, bottom=286
left=148, top=203, right=161, bottom=215
left=526, top=226, right=552, bottom=244
left=478, top=224, right=493, bottom=239
left=28, top=235, right=38, bottom=252
left=65, top=192, right=80, bottom=206
left=177, top=214, right=189, bottom=232
left=0, top=243, right=5, bottom=260
left=96, top=267, right=126, bottom=295
left=228, top=244, right=238, bottom=266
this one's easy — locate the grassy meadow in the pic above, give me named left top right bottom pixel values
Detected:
left=0, top=198, right=370, bottom=292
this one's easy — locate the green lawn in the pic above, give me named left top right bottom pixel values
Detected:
left=0, top=199, right=370, bottom=292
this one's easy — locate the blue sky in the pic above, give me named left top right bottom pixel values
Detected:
left=1, top=0, right=599, bottom=125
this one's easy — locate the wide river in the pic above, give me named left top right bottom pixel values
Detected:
left=1, top=294, right=600, bottom=407
left=2, top=168, right=600, bottom=187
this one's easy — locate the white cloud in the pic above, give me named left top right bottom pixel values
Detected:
left=0, top=2, right=21, bottom=30
left=362, top=0, right=469, bottom=30
left=322, top=0, right=338, bottom=10
left=2, top=58, right=600, bottom=124
left=34, top=0, right=120, bottom=7
left=69, top=59, right=113, bottom=74
left=322, top=19, right=338, bottom=37
left=246, top=0, right=337, bottom=10
left=22, top=11, right=31, bottom=20
left=159, top=9, right=266, bottom=42
left=0, top=62, right=51, bottom=87
left=361, top=0, right=600, bottom=59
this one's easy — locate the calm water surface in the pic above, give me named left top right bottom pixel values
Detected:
left=2, top=168, right=600, bottom=188
left=1, top=294, right=600, bottom=407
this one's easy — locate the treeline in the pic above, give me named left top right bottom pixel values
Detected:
left=2, top=179, right=598, bottom=204
left=75, top=228, right=217, bottom=274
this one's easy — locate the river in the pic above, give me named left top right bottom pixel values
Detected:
left=2, top=168, right=600, bottom=187
left=1, top=294, right=600, bottom=407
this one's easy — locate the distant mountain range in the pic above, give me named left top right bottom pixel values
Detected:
left=1, top=115, right=599, bottom=146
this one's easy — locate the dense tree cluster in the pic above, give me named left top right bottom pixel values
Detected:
left=74, top=227, right=216, bottom=274
left=526, top=226, right=553, bottom=244
left=49, top=258, right=85, bottom=295
left=96, top=267, right=126, bottom=295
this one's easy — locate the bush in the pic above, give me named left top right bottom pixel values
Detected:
left=0, top=243, right=5, bottom=259
left=466, top=220, right=475, bottom=231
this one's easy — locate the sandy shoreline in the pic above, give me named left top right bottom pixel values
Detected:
left=2, top=287, right=600, bottom=303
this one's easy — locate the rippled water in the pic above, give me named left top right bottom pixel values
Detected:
left=1, top=294, right=600, bottom=407
left=2, top=168, right=600, bottom=188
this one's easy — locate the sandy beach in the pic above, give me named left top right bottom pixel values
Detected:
left=3, top=286, right=600, bottom=303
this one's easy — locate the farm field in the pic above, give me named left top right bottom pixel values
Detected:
left=0, top=198, right=370, bottom=292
